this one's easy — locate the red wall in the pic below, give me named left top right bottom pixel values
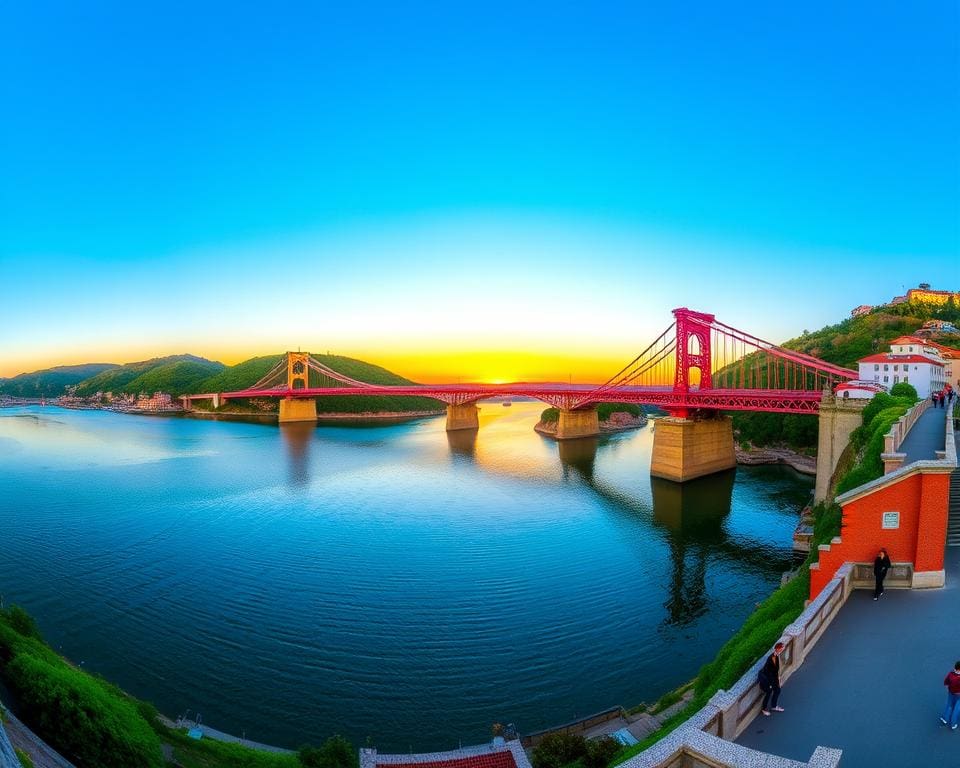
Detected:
left=810, top=470, right=949, bottom=599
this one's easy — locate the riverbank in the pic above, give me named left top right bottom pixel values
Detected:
left=735, top=446, right=816, bottom=475
left=534, top=412, right=648, bottom=437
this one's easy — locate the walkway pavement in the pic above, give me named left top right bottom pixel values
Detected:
left=898, top=403, right=947, bottom=464
left=736, top=545, right=960, bottom=767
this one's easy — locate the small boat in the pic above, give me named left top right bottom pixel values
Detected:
left=502, top=401, right=512, bottom=407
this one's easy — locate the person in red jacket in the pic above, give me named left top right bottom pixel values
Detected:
left=941, top=661, right=960, bottom=729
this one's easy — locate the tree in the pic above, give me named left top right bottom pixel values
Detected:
left=299, top=736, right=358, bottom=768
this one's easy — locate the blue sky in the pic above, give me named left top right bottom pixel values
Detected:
left=1, top=2, right=957, bottom=380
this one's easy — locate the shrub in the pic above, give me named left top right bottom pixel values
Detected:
left=583, top=737, right=622, bottom=768
left=890, top=381, right=918, bottom=400
left=596, top=403, right=641, bottom=421
left=531, top=732, right=588, bottom=768
left=299, top=736, right=358, bottom=768
left=540, top=408, right=560, bottom=424
left=15, top=748, right=33, bottom=768
left=4, top=606, right=41, bottom=640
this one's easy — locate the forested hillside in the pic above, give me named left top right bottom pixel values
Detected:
left=0, top=363, right=118, bottom=398
left=72, top=355, right=225, bottom=397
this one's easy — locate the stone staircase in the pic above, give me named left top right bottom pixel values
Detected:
left=948, top=468, right=960, bottom=546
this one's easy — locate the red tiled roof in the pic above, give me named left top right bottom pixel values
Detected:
left=858, top=353, right=943, bottom=366
left=381, top=754, right=517, bottom=768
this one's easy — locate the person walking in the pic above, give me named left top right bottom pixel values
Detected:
left=932, top=391, right=939, bottom=408
left=758, top=641, right=785, bottom=715
left=873, top=547, right=892, bottom=600
left=942, top=662, right=960, bottom=729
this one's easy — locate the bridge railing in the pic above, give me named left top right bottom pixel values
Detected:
left=619, top=566, right=850, bottom=768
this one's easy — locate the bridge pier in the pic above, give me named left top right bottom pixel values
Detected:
left=279, top=397, right=317, bottom=423
left=555, top=408, right=600, bottom=440
left=650, top=414, right=736, bottom=482
left=814, top=390, right=869, bottom=503
left=212, top=393, right=223, bottom=409
left=446, top=403, right=479, bottom=431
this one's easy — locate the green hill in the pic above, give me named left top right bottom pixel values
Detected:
left=196, top=353, right=443, bottom=414
left=781, top=301, right=960, bottom=368
left=731, top=299, right=960, bottom=451
left=73, top=355, right=225, bottom=397
left=0, top=363, right=118, bottom=398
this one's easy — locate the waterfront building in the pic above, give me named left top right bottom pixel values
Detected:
left=849, top=304, right=873, bottom=317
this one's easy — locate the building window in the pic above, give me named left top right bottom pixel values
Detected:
left=904, top=376, right=909, bottom=382
left=874, top=364, right=880, bottom=371
left=884, top=365, right=889, bottom=371
left=909, top=346, right=914, bottom=352
left=883, top=375, right=889, bottom=382
left=894, top=375, right=900, bottom=383
left=893, top=365, right=899, bottom=372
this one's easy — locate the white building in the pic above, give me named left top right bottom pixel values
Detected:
left=858, top=346, right=946, bottom=397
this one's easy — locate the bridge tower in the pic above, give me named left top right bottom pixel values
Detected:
left=650, top=308, right=737, bottom=482
left=279, top=351, right=318, bottom=423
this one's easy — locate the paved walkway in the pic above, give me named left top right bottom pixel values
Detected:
left=898, top=403, right=947, bottom=464
left=736, top=545, right=960, bottom=767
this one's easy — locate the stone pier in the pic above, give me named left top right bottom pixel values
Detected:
left=814, top=391, right=869, bottom=502
left=650, top=415, right=737, bottom=482
left=279, top=397, right=317, bottom=423
left=446, top=403, right=479, bottom=431
left=555, top=408, right=600, bottom=440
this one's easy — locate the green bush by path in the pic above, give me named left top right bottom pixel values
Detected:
left=5, top=652, right=163, bottom=768
left=890, top=381, right=918, bottom=400
left=540, top=404, right=642, bottom=425
left=299, top=736, right=358, bottom=768
left=164, top=728, right=300, bottom=768
left=15, top=748, right=33, bottom=768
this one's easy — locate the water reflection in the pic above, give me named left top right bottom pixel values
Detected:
left=652, top=472, right=735, bottom=625
left=281, top=422, right=315, bottom=485
left=557, top=437, right=598, bottom=481
left=446, top=428, right=478, bottom=457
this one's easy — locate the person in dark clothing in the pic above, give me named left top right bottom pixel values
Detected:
left=757, top=642, right=785, bottom=715
left=942, top=662, right=960, bottom=729
left=873, top=548, right=891, bottom=599
left=932, top=392, right=938, bottom=407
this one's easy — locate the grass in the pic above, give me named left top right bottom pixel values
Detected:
left=15, top=748, right=34, bottom=768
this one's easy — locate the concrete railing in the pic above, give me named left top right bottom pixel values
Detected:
left=620, top=566, right=852, bottom=768
left=521, top=707, right=624, bottom=748
left=881, top=397, right=933, bottom=473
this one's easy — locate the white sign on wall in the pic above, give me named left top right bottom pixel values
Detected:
left=882, top=511, right=900, bottom=530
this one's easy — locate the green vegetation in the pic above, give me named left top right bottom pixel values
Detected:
left=0, top=363, right=118, bottom=398
left=890, top=381, right=918, bottom=400
left=73, top=355, right=225, bottom=397
left=834, top=391, right=917, bottom=494
left=0, top=606, right=355, bottom=768
left=164, top=729, right=299, bottom=768
left=0, top=608, right=164, bottom=768
left=731, top=412, right=818, bottom=452
left=531, top=733, right=621, bottom=768
left=298, top=736, right=358, bottom=768
left=613, top=501, right=842, bottom=765
left=15, top=748, right=34, bottom=768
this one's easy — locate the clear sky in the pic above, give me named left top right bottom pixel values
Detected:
left=1, top=2, right=957, bottom=382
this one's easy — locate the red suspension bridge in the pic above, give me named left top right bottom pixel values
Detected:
left=184, top=308, right=857, bottom=416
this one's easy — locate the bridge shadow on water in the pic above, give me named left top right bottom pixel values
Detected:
left=556, top=438, right=795, bottom=626
left=280, top=422, right=316, bottom=486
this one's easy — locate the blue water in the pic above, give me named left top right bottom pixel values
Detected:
left=0, top=404, right=811, bottom=751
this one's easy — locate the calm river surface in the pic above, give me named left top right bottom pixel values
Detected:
left=0, top=403, right=811, bottom=751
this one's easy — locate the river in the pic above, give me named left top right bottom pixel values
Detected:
left=0, top=403, right=811, bottom=751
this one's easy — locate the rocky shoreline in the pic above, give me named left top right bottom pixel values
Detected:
left=735, top=446, right=816, bottom=475
left=534, top=412, right=648, bottom=437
